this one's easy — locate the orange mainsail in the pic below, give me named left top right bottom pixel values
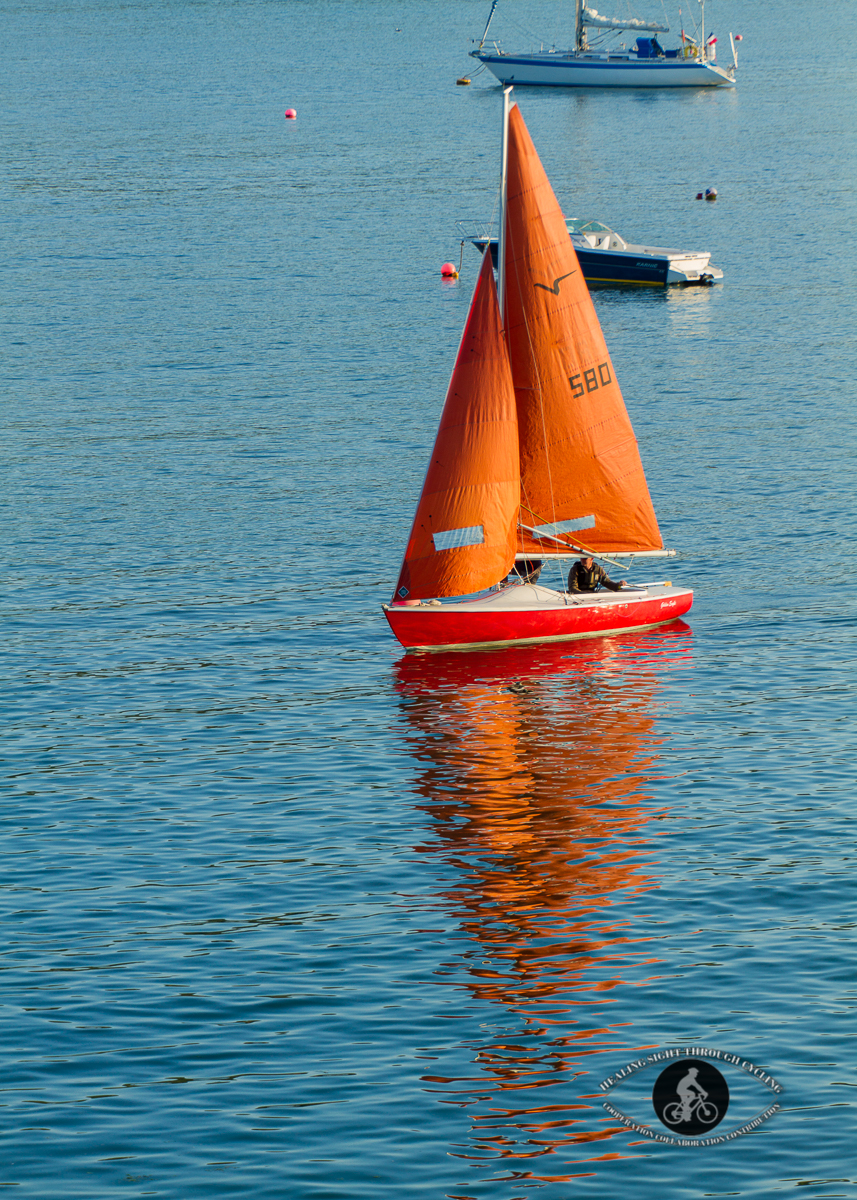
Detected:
left=393, top=250, right=520, bottom=602
left=503, top=104, right=663, bottom=556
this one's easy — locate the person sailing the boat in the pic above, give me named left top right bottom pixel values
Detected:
left=568, top=554, right=626, bottom=594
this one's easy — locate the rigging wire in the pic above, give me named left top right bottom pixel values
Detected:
left=480, top=0, right=569, bottom=51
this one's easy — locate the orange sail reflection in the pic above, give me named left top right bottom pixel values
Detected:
left=395, top=625, right=692, bottom=1181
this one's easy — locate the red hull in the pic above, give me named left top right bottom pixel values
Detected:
left=384, top=585, right=693, bottom=651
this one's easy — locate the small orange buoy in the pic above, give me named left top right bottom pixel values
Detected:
left=441, top=262, right=459, bottom=278
left=456, top=77, right=471, bottom=86
left=285, top=108, right=297, bottom=120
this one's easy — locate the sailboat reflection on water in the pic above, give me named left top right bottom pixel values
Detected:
left=397, top=626, right=692, bottom=1174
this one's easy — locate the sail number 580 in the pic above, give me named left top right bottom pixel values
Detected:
left=569, top=362, right=611, bottom=398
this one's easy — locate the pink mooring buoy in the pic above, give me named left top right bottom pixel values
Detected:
left=441, top=262, right=458, bottom=278
left=285, top=108, right=297, bottom=120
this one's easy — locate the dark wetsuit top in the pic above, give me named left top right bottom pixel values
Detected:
left=568, top=561, right=623, bottom=594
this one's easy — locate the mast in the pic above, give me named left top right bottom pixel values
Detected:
left=575, top=0, right=583, bottom=49
left=498, top=86, right=512, bottom=315
left=701, top=0, right=706, bottom=59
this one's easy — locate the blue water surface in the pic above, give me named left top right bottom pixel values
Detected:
left=2, top=0, right=856, bottom=1196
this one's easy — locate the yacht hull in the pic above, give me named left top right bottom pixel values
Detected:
left=473, top=53, right=734, bottom=88
left=384, top=584, right=693, bottom=652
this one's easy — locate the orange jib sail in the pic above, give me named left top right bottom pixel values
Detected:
left=504, top=104, right=663, bottom=556
left=393, top=251, right=520, bottom=602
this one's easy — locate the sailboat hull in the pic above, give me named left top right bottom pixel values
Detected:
left=384, top=583, right=693, bottom=652
left=472, top=52, right=734, bottom=88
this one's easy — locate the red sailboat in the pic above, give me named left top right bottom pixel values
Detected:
left=384, top=93, right=693, bottom=652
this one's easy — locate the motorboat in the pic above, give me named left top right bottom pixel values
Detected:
left=463, top=217, right=724, bottom=286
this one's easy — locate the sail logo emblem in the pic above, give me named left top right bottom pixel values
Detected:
left=534, top=270, right=577, bottom=295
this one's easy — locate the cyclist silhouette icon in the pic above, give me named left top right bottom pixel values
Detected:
left=664, top=1068, right=719, bottom=1125
left=652, top=1059, right=729, bottom=1135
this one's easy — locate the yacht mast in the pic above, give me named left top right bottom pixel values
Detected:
left=499, top=86, right=511, bottom=313
left=701, top=0, right=706, bottom=58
